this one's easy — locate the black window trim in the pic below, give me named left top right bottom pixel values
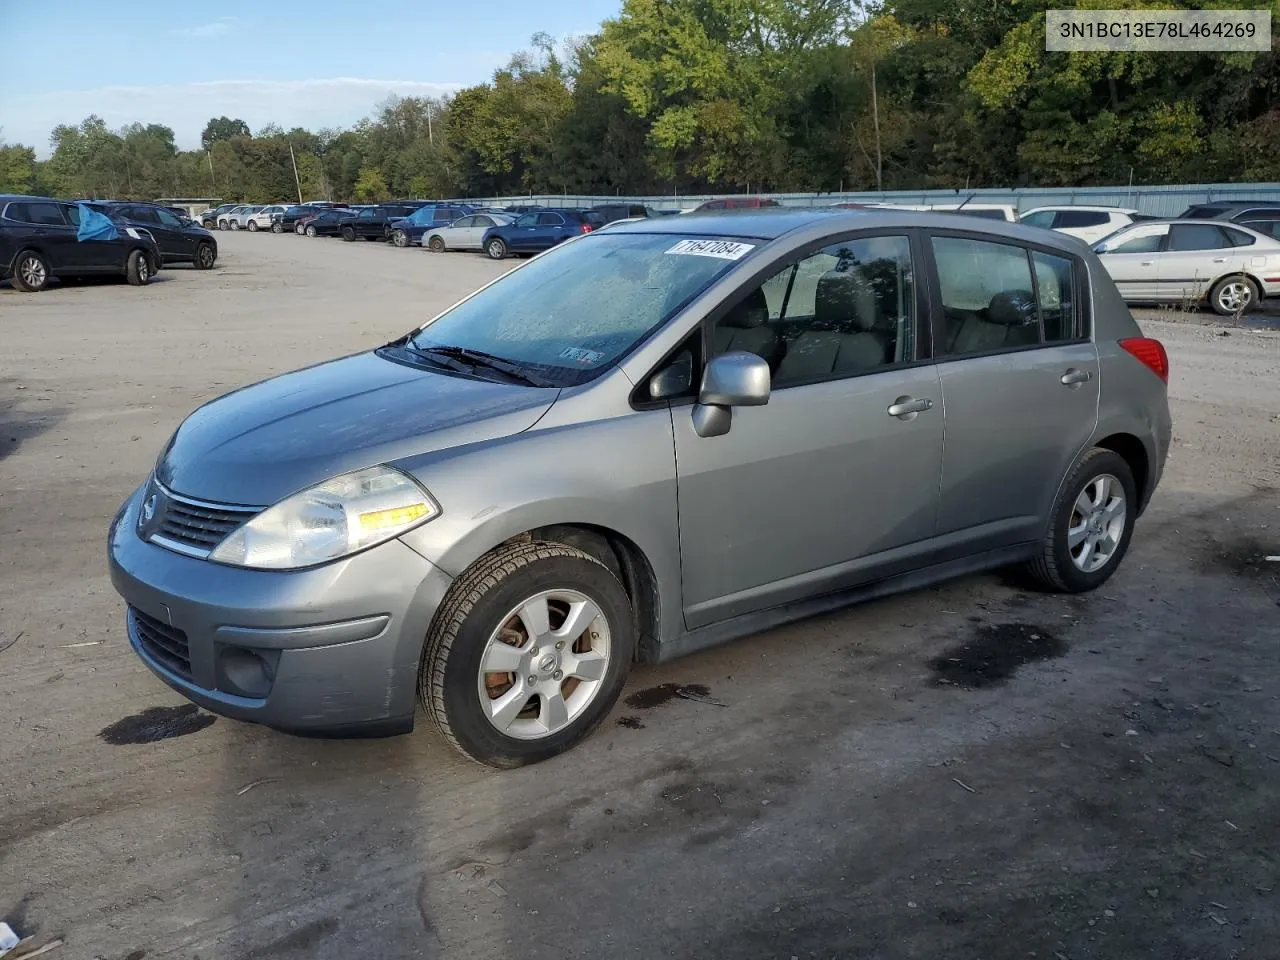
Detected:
left=1164, top=222, right=1232, bottom=253
left=920, top=227, right=1091, bottom=366
left=630, top=226, right=937, bottom=408
left=2, top=200, right=72, bottom=226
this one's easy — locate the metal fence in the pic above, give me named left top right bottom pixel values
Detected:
left=464, top=182, right=1280, bottom=217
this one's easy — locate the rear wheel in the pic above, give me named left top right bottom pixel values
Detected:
left=1025, top=448, right=1136, bottom=593
left=1209, top=275, right=1257, bottom=316
left=428, top=235, right=446, bottom=252
left=230, top=220, right=240, bottom=231
left=486, top=237, right=508, bottom=260
left=193, top=241, right=215, bottom=270
left=126, top=249, right=151, bottom=286
left=247, top=220, right=259, bottom=232
left=295, top=222, right=305, bottom=235
left=218, top=219, right=229, bottom=230
left=341, top=226, right=355, bottom=242
left=392, top=230, right=409, bottom=248
left=10, top=250, right=50, bottom=292
left=422, top=541, right=635, bottom=768
left=271, top=221, right=283, bottom=234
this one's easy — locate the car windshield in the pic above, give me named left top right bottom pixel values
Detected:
left=405, top=232, right=750, bottom=386
left=405, top=207, right=435, bottom=225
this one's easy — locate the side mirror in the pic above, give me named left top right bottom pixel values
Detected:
left=692, top=352, right=771, bottom=438
left=649, top=351, right=693, bottom=400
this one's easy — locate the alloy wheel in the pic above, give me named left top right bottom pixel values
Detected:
left=475, top=589, right=611, bottom=740
left=19, top=255, right=47, bottom=289
left=1216, top=280, right=1251, bottom=314
left=1068, top=474, right=1126, bottom=573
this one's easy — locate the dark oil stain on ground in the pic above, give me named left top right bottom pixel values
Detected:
left=616, top=715, right=646, bottom=729
left=1202, top=537, right=1276, bottom=579
left=99, top=704, right=216, bottom=745
left=929, top=623, right=1066, bottom=689
left=624, top=683, right=711, bottom=709
left=240, top=917, right=339, bottom=960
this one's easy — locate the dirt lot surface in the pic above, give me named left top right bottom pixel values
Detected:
left=2, top=232, right=1278, bottom=960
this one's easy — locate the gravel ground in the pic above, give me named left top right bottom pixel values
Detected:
left=2, top=232, right=1278, bottom=960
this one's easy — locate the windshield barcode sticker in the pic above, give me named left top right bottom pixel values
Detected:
left=665, top=239, right=756, bottom=260
left=559, top=347, right=605, bottom=364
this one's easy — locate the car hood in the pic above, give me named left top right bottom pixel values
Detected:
left=156, top=351, right=557, bottom=505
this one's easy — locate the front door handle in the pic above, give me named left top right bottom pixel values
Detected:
left=1140, top=260, right=1154, bottom=266
left=887, top=396, right=933, bottom=419
left=1061, top=368, right=1093, bottom=386
left=1212, top=257, right=1227, bottom=263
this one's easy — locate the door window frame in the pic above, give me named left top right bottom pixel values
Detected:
left=920, top=227, right=1091, bottom=364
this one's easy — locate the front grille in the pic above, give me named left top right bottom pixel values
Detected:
left=152, top=487, right=260, bottom=555
left=130, top=606, right=193, bottom=681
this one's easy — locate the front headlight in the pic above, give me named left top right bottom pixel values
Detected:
left=209, top=465, right=439, bottom=570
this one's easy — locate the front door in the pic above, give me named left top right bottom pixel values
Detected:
left=673, top=233, right=944, bottom=629
left=1095, top=224, right=1168, bottom=300
left=926, top=233, right=1099, bottom=546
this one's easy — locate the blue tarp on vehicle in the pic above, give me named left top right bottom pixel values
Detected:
left=77, top=203, right=119, bottom=242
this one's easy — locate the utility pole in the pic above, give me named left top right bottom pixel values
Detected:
left=427, top=103, right=434, bottom=146
left=289, top=143, right=303, bottom=203
left=207, top=151, right=216, bottom=192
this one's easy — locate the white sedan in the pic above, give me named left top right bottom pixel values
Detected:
left=1093, top=219, right=1280, bottom=315
left=424, top=213, right=514, bottom=252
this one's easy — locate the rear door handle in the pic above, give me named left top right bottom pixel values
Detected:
left=1140, top=260, right=1154, bottom=266
left=1212, top=257, right=1227, bottom=263
left=887, top=396, right=933, bottom=418
left=1061, top=368, right=1093, bottom=386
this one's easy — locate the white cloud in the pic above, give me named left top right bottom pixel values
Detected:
left=4, top=78, right=466, bottom=157
left=171, top=17, right=237, bottom=39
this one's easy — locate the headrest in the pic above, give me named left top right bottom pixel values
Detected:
left=816, top=270, right=876, bottom=332
left=722, top=286, right=769, bottom=329
left=988, top=290, right=1037, bottom=327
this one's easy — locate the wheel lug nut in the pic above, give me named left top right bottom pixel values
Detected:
left=553, top=670, right=563, bottom=680
left=528, top=675, right=537, bottom=685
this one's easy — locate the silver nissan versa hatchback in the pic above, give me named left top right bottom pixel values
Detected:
left=109, top=210, right=1172, bottom=767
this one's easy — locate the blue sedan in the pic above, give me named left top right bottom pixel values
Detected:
left=481, top=208, right=605, bottom=259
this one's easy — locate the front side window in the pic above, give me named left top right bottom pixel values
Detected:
left=1100, top=230, right=1166, bottom=254
left=359, top=209, right=377, bottom=219
left=1020, top=211, right=1056, bottom=229
left=407, top=233, right=743, bottom=386
left=156, top=208, right=184, bottom=228
left=932, top=236, right=1039, bottom=356
left=712, top=235, right=915, bottom=386
left=515, top=213, right=537, bottom=227
left=1167, top=224, right=1228, bottom=251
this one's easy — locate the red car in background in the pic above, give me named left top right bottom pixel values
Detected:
left=689, top=197, right=781, bottom=212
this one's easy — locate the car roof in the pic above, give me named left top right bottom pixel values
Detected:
left=605, top=208, right=1094, bottom=252
left=1023, top=205, right=1137, bottom=214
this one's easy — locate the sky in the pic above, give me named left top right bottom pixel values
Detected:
left=0, top=0, right=623, bottom=157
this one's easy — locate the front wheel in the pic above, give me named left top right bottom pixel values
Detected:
left=271, top=221, right=283, bottom=234
left=428, top=235, right=446, bottom=252
left=218, top=220, right=229, bottom=231
left=230, top=220, right=240, bottom=231
left=1025, top=448, right=1137, bottom=593
left=422, top=542, right=635, bottom=768
left=486, top=237, right=508, bottom=260
left=392, top=230, right=409, bottom=248
left=247, top=220, right=259, bottom=232
left=305, top=225, right=318, bottom=237
left=1209, top=275, right=1258, bottom=317
left=193, top=241, right=215, bottom=270
left=341, top=226, right=355, bottom=242
left=126, top=249, right=152, bottom=286
left=11, top=250, right=50, bottom=292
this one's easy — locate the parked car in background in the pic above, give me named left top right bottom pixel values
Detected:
left=83, top=201, right=218, bottom=269
left=338, top=204, right=422, bottom=241
left=926, top=203, right=1018, bottom=222
left=244, top=205, right=290, bottom=232
left=2, top=195, right=162, bottom=291
left=480, top=208, right=604, bottom=259
left=1179, top=201, right=1279, bottom=220
left=276, top=204, right=339, bottom=233
left=689, top=197, right=780, bottom=212
left=424, top=213, right=514, bottom=251
left=299, top=208, right=350, bottom=237
left=1020, top=206, right=1141, bottom=243
left=387, top=204, right=475, bottom=247
left=225, top=205, right=266, bottom=230
left=1093, top=218, right=1280, bottom=315
left=108, top=208, right=1170, bottom=767
left=199, top=204, right=239, bottom=228
left=1175, top=202, right=1280, bottom=241
left=592, top=203, right=651, bottom=224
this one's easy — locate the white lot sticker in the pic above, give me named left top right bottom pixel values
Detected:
left=665, top=239, right=756, bottom=260
left=559, top=347, right=605, bottom=364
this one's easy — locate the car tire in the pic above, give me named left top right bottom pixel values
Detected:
left=295, top=223, right=305, bottom=235
left=341, top=226, right=355, bottom=242
left=421, top=541, right=635, bottom=768
left=193, top=241, right=215, bottom=270
left=230, top=220, right=240, bottom=231
left=1025, top=448, right=1137, bottom=593
left=218, top=220, right=229, bottom=230
left=392, top=230, right=409, bottom=248
left=428, top=236, right=446, bottom=253
left=126, top=249, right=152, bottom=286
left=10, top=249, right=50, bottom=292
left=271, top=221, right=283, bottom=234
left=247, top=220, right=259, bottom=232
left=305, top=225, right=318, bottom=237
left=486, top=237, right=508, bottom=260
left=1209, top=275, right=1258, bottom=316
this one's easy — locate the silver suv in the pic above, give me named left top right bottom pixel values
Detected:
left=108, top=210, right=1172, bottom=767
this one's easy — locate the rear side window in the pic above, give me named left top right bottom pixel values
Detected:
left=1054, top=210, right=1110, bottom=228
left=1032, top=251, right=1080, bottom=342
left=931, top=236, right=1039, bottom=356
left=7, top=201, right=68, bottom=225
left=1241, top=219, right=1280, bottom=239
left=1167, top=224, right=1228, bottom=251
left=1223, top=227, right=1256, bottom=247
left=536, top=212, right=565, bottom=226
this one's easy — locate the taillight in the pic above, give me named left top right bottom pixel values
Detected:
left=1119, top=337, right=1169, bottom=383
left=581, top=223, right=593, bottom=233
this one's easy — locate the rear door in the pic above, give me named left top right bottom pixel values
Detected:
left=673, top=232, right=944, bottom=628
left=925, top=232, right=1099, bottom=547
left=127, top=206, right=182, bottom=260
left=1156, top=223, right=1268, bottom=301
left=450, top=215, right=480, bottom=248
left=1095, top=224, right=1168, bottom=300
left=530, top=211, right=567, bottom=249
left=10, top=201, right=84, bottom=270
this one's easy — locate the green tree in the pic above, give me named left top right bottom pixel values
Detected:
left=201, top=117, right=251, bottom=151
left=353, top=166, right=389, bottom=201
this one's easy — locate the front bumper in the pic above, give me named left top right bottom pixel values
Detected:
left=107, top=484, right=453, bottom=736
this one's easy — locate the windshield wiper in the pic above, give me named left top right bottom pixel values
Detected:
left=410, top=343, right=556, bottom=387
